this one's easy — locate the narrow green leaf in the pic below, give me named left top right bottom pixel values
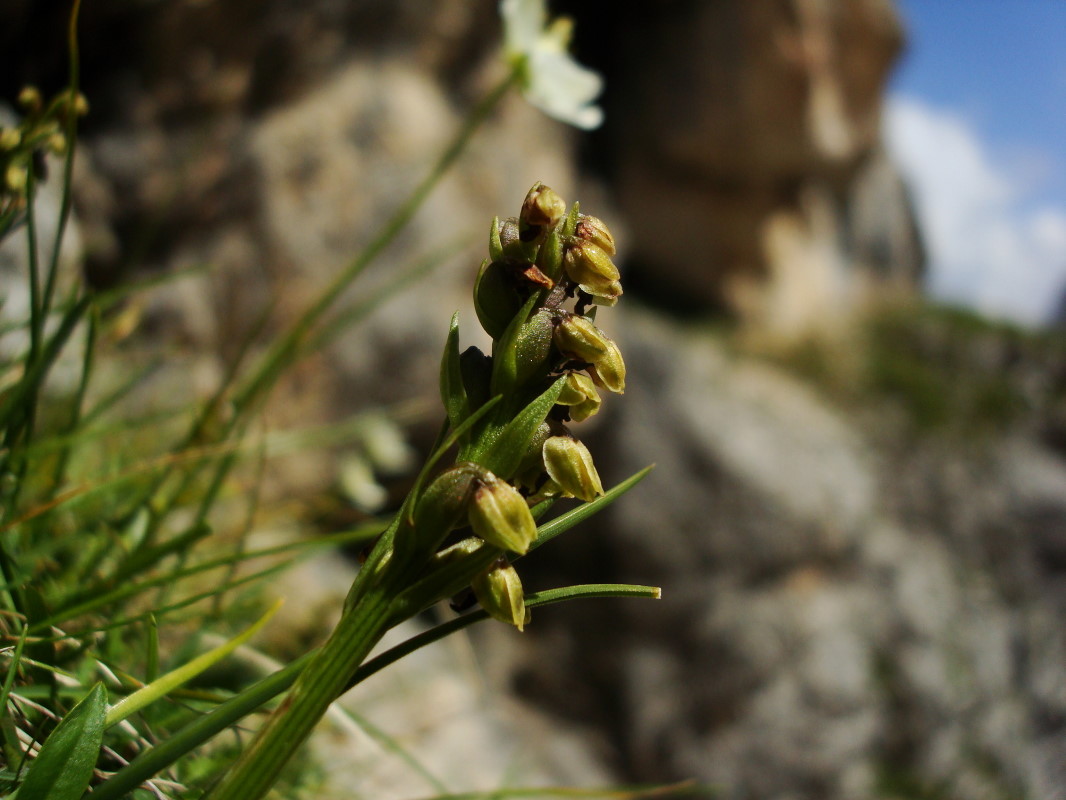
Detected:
left=402, top=396, right=501, bottom=524
left=440, top=312, right=469, bottom=434
left=17, top=682, right=106, bottom=800
left=561, top=200, right=581, bottom=238
left=91, top=579, right=660, bottom=800
left=105, top=600, right=281, bottom=727
left=145, top=614, right=159, bottom=683
left=0, top=626, right=28, bottom=760
left=489, top=293, right=539, bottom=398
left=336, top=706, right=449, bottom=796
left=478, top=377, right=564, bottom=480
left=529, top=465, right=654, bottom=551
left=537, top=221, right=564, bottom=284
left=488, top=215, right=503, bottom=262
left=0, top=294, right=91, bottom=427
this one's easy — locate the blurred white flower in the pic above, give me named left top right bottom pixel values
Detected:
left=500, top=0, right=604, bottom=130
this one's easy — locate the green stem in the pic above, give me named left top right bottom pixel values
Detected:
left=93, top=584, right=658, bottom=800
left=206, top=588, right=395, bottom=800
left=41, top=0, right=82, bottom=323
left=231, top=66, right=521, bottom=414
left=24, top=171, right=42, bottom=369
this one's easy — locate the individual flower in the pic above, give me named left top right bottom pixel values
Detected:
left=574, top=214, right=616, bottom=256
left=472, top=558, right=529, bottom=631
left=563, top=239, right=621, bottom=297
left=553, top=312, right=610, bottom=363
left=589, top=337, right=626, bottom=394
left=556, top=371, right=601, bottom=422
left=469, top=471, right=539, bottom=554
left=519, top=181, right=567, bottom=243
left=542, top=435, right=603, bottom=501
left=500, top=0, right=604, bottom=130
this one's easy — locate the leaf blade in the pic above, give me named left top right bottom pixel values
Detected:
left=17, top=682, right=107, bottom=800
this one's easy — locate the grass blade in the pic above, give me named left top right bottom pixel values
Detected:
left=104, top=600, right=281, bottom=727
left=530, top=466, right=654, bottom=551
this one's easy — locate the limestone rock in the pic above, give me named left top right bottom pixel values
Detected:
left=568, top=0, right=921, bottom=334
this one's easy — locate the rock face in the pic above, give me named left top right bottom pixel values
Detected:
left=509, top=308, right=1066, bottom=800
left=564, top=0, right=923, bottom=334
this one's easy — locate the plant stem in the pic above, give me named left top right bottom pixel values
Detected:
left=206, top=587, right=395, bottom=800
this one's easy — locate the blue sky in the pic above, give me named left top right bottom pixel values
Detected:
left=885, top=0, right=1066, bottom=324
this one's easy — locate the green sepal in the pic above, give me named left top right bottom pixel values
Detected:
left=537, top=222, right=564, bottom=284
left=474, top=259, right=523, bottom=340
left=479, top=376, right=564, bottom=480
left=439, top=312, right=469, bottom=434
left=489, top=292, right=539, bottom=398
left=561, top=201, right=581, bottom=239
left=488, top=215, right=504, bottom=262
left=512, top=310, right=555, bottom=389
left=17, top=683, right=107, bottom=800
left=402, top=465, right=479, bottom=562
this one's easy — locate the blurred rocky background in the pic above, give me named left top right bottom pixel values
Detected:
left=3, top=0, right=1066, bottom=798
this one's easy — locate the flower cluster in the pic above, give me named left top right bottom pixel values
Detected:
left=409, top=182, right=626, bottom=629
left=0, top=87, right=87, bottom=237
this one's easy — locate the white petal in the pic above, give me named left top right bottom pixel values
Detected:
left=500, top=0, right=544, bottom=54
left=527, top=50, right=604, bottom=129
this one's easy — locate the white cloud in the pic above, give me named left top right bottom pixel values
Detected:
left=885, top=95, right=1066, bottom=326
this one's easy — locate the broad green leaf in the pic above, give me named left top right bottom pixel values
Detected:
left=17, top=682, right=106, bottom=800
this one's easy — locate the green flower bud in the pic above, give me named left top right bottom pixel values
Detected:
left=406, top=465, right=479, bottom=559
left=542, top=436, right=603, bottom=501
left=17, top=86, right=41, bottom=113
left=474, top=259, right=525, bottom=340
left=70, top=92, right=90, bottom=117
left=581, top=279, right=623, bottom=307
left=513, top=309, right=555, bottom=387
left=563, top=240, right=619, bottom=292
left=556, top=371, right=601, bottom=422
left=5, top=163, right=28, bottom=193
left=553, top=313, right=609, bottom=363
left=512, top=422, right=553, bottom=491
left=472, top=558, right=529, bottom=631
left=575, top=214, right=616, bottom=256
left=46, top=132, right=67, bottom=155
left=519, top=182, right=566, bottom=243
left=468, top=472, right=538, bottom=554
left=589, top=338, right=626, bottom=394
left=0, top=128, right=20, bottom=151
left=494, top=216, right=528, bottom=261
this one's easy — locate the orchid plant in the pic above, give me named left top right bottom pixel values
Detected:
left=0, top=2, right=672, bottom=798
